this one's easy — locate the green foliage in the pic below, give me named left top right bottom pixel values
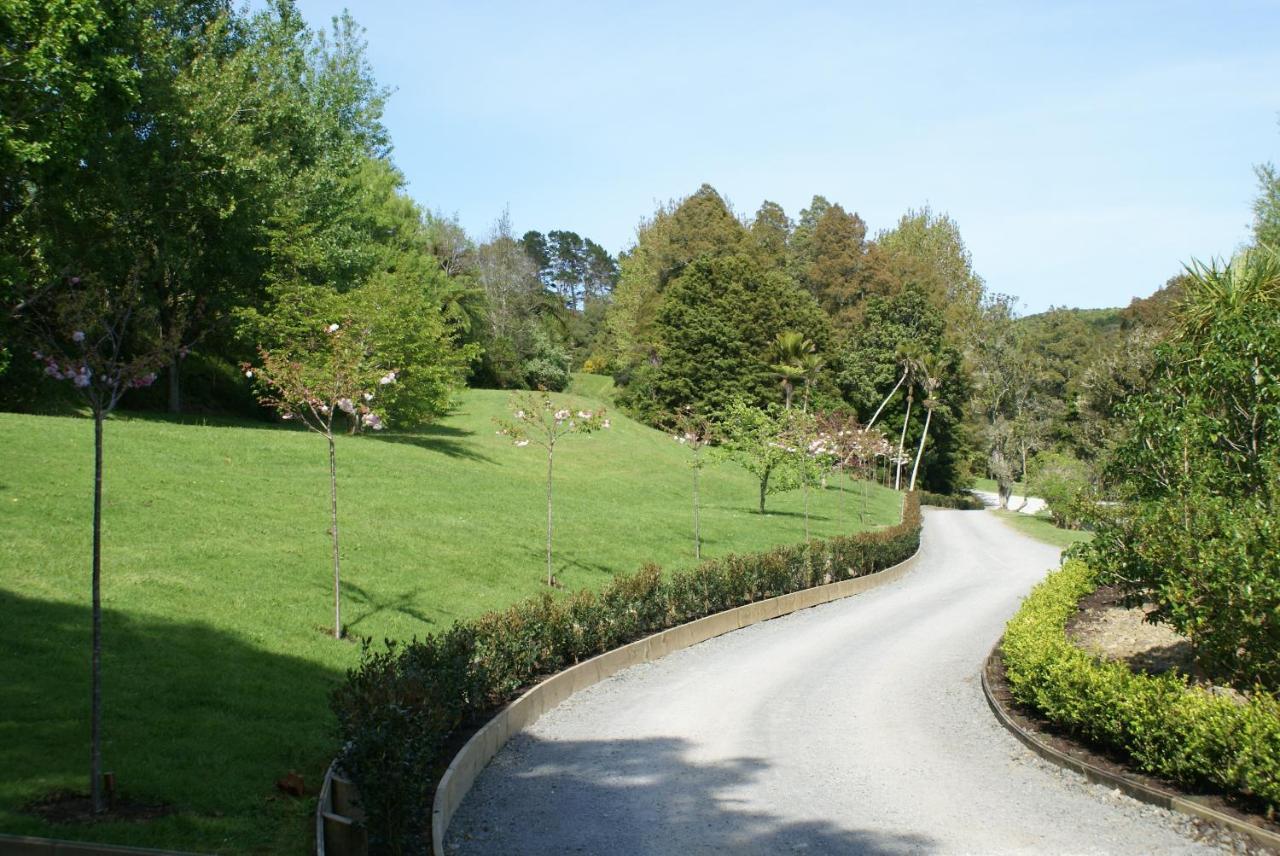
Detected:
left=1080, top=247, right=1280, bottom=690
left=716, top=399, right=803, bottom=513
left=1025, top=450, right=1091, bottom=528
left=1002, top=560, right=1280, bottom=814
left=520, top=326, right=572, bottom=392
left=918, top=491, right=984, bottom=510
left=333, top=494, right=922, bottom=854
left=621, top=253, right=829, bottom=420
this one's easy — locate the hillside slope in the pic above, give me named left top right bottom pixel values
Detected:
left=0, top=381, right=900, bottom=852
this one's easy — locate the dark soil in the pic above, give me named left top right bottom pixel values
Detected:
left=22, top=789, right=174, bottom=825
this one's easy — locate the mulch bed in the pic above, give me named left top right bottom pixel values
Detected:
left=22, top=789, right=174, bottom=825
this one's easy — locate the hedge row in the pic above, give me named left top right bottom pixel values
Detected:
left=919, top=490, right=985, bottom=510
left=332, top=493, right=923, bottom=855
left=1002, top=560, right=1280, bottom=815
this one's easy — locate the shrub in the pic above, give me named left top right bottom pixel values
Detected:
left=1002, top=560, right=1280, bottom=815
left=333, top=493, right=922, bottom=854
left=1024, top=450, right=1091, bottom=529
left=919, top=490, right=985, bottom=510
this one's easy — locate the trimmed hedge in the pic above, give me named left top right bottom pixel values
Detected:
left=1002, top=560, right=1280, bottom=816
left=333, top=493, right=923, bottom=854
left=920, top=490, right=985, bottom=510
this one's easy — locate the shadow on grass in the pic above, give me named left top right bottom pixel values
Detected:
left=343, top=582, right=435, bottom=633
left=0, top=588, right=344, bottom=849
left=366, top=423, right=494, bottom=464
left=449, top=733, right=938, bottom=854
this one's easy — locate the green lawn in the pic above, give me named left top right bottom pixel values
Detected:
left=994, top=510, right=1094, bottom=549
left=0, top=379, right=900, bottom=852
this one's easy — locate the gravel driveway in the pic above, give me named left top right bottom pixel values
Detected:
left=447, top=510, right=1234, bottom=855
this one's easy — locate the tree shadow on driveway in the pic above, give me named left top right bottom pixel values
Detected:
left=448, top=733, right=938, bottom=854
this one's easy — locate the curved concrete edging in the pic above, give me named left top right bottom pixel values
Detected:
left=0, top=833, right=197, bottom=855
left=981, top=645, right=1280, bottom=854
left=429, top=543, right=924, bottom=856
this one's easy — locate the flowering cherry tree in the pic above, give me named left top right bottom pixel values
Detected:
left=816, top=411, right=893, bottom=527
left=244, top=320, right=393, bottom=639
left=671, top=408, right=715, bottom=559
left=496, top=391, right=608, bottom=587
left=21, top=271, right=181, bottom=813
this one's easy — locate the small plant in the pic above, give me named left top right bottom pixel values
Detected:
left=245, top=320, right=393, bottom=639
left=717, top=398, right=801, bottom=515
left=496, top=391, right=609, bottom=586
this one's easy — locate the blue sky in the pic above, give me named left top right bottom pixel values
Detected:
left=292, top=1, right=1279, bottom=313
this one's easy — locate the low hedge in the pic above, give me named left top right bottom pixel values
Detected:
left=333, top=492, right=922, bottom=854
left=1002, top=560, right=1280, bottom=816
left=919, top=490, right=985, bottom=510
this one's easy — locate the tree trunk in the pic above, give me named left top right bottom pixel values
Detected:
left=91, top=409, right=104, bottom=813
left=908, top=407, right=933, bottom=492
left=546, top=446, right=555, bottom=586
left=692, top=465, right=701, bottom=560
left=328, top=433, right=341, bottom=639
left=803, top=474, right=810, bottom=540
left=868, top=371, right=907, bottom=428
left=759, top=467, right=770, bottom=514
left=783, top=382, right=793, bottom=410
left=895, top=394, right=913, bottom=490
left=167, top=356, right=181, bottom=414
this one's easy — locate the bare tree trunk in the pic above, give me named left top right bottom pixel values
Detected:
left=167, top=356, right=181, bottom=414
left=759, top=467, right=770, bottom=514
left=803, top=475, right=810, bottom=540
left=692, top=466, right=701, bottom=560
left=783, top=382, right=793, bottom=410
left=908, top=407, right=933, bottom=492
left=546, top=446, right=555, bottom=586
left=868, top=371, right=906, bottom=428
left=91, top=409, right=104, bottom=813
left=328, top=433, right=341, bottom=639
left=895, top=395, right=913, bottom=490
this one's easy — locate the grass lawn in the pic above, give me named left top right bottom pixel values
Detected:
left=994, top=510, right=1094, bottom=549
left=0, top=378, right=901, bottom=853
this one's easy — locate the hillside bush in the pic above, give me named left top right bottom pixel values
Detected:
left=1024, top=450, right=1091, bottom=529
left=1002, top=560, right=1280, bottom=816
left=333, top=493, right=922, bottom=854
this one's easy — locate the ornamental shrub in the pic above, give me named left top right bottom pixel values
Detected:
left=1002, top=560, right=1280, bottom=815
left=332, top=493, right=922, bottom=854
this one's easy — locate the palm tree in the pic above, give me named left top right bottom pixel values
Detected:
left=770, top=331, right=815, bottom=409
left=908, top=357, right=945, bottom=492
left=892, top=345, right=924, bottom=490
left=798, top=351, right=825, bottom=412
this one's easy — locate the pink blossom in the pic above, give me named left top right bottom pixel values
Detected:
left=326, top=323, right=340, bottom=333
left=554, top=409, right=570, bottom=421
left=379, top=371, right=396, bottom=385
left=514, top=409, right=526, bottom=419
left=69, top=276, right=81, bottom=285
left=337, top=398, right=356, bottom=415
left=602, top=419, right=611, bottom=428
left=72, top=367, right=91, bottom=388
left=577, top=410, right=591, bottom=419
left=361, top=412, right=384, bottom=430
left=71, top=331, right=85, bottom=343
left=362, top=392, right=374, bottom=402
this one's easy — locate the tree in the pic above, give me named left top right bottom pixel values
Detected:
left=474, top=211, right=552, bottom=387
left=749, top=201, right=791, bottom=270
left=625, top=254, right=830, bottom=421
left=802, top=203, right=869, bottom=320
left=672, top=408, right=715, bottom=559
left=246, top=320, right=394, bottom=640
left=19, top=270, right=179, bottom=813
left=769, top=331, right=816, bottom=410
left=496, top=393, right=609, bottom=586
left=1253, top=160, right=1280, bottom=248
left=717, top=399, right=802, bottom=514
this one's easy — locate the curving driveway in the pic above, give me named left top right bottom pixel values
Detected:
left=447, top=510, right=1228, bottom=854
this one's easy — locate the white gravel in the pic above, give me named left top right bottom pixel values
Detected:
left=446, top=510, right=1245, bottom=855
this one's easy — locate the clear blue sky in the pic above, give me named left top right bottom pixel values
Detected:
left=292, top=1, right=1279, bottom=313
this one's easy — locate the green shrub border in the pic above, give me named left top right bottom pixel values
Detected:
left=919, top=490, right=985, bottom=510
left=1001, top=560, right=1280, bottom=817
left=332, top=493, right=923, bottom=854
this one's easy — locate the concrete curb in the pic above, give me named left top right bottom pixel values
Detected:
left=981, top=645, right=1280, bottom=854
left=429, top=543, right=924, bottom=856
